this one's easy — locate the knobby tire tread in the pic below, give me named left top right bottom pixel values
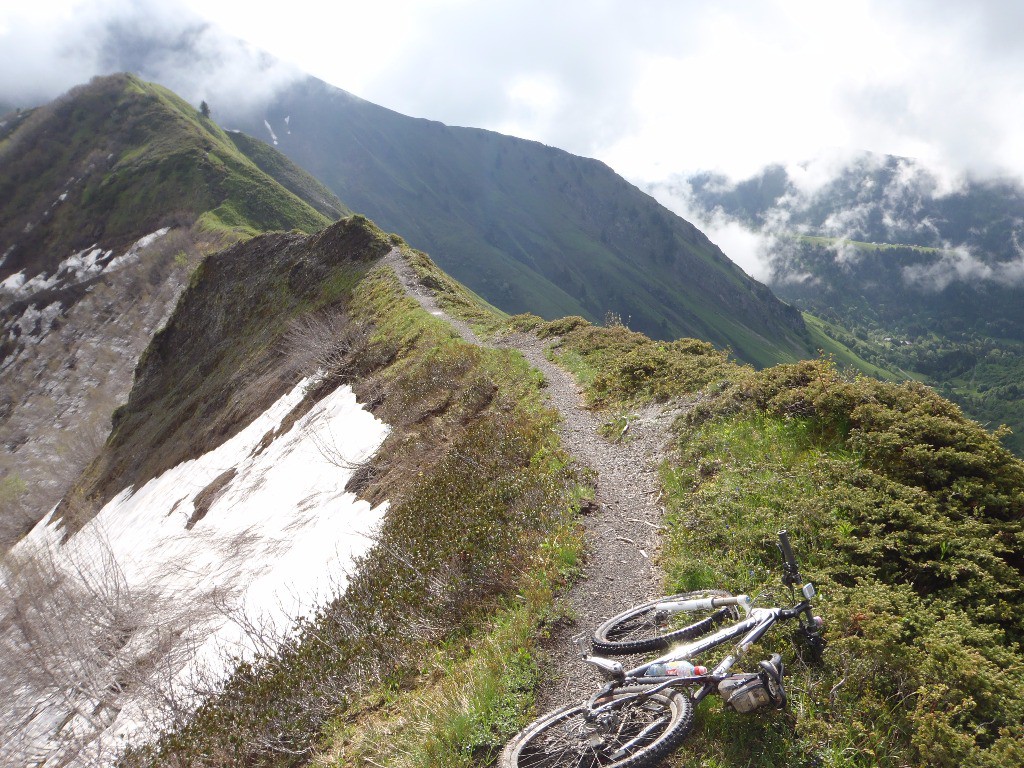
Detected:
left=499, top=687, right=694, bottom=768
left=592, top=590, right=734, bottom=656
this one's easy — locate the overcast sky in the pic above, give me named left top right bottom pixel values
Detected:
left=4, top=0, right=1024, bottom=186
left=4, top=0, right=1024, bottom=266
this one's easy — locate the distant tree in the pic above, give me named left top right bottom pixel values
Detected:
left=199, top=100, right=210, bottom=118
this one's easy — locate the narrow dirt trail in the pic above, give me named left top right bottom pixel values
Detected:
left=380, top=250, right=679, bottom=708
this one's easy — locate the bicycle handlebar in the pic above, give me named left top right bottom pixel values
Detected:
left=777, top=529, right=802, bottom=586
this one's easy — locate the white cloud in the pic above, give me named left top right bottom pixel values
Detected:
left=7, top=0, right=1024, bottom=187
left=902, top=243, right=1024, bottom=292
left=8, top=0, right=1024, bottom=277
left=0, top=0, right=302, bottom=114
left=648, top=179, right=774, bottom=281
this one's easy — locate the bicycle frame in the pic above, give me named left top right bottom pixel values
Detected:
left=499, top=532, right=824, bottom=768
left=583, top=590, right=816, bottom=709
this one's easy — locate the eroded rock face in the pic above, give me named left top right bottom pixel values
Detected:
left=87, top=217, right=393, bottom=518
left=0, top=229, right=195, bottom=549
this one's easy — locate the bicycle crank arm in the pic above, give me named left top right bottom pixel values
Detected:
left=583, top=655, right=626, bottom=683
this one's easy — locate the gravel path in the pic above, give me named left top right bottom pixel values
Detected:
left=380, top=249, right=679, bottom=709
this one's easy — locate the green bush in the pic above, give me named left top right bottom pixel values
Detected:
left=525, top=317, right=741, bottom=406
left=660, top=357, right=1024, bottom=766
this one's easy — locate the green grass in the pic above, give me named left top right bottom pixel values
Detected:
left=225, top=130, right=350, bottom=221
left=803, top=313, right=909, bottom=380
left=525, top=309, right=1024, bottom=766
left=228, top=79, right=816, bottom=365
left=316, top=517, right=583, bottom=768
left=510, top=313, right=745, bottom=407
left=0, top=73, right=335, bottom=268
left=404, top=248, right=511, bottom=337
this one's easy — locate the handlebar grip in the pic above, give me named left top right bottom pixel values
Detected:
left=778, top=529, right=800, bottom=576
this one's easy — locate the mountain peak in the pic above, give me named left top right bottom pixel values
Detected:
left=231, top=74, right=811, bottom=366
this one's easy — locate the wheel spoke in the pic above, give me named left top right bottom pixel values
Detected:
left=516, top=698, right=673, bottom=766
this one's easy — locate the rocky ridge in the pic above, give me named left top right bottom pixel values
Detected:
left=381, top=248, right=679, bottom=710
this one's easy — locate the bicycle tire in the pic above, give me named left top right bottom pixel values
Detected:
left=592, top=590, right=737, bottom=656
left=499, top=686, right=693, bottom=768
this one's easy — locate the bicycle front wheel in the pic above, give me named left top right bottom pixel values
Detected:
left=592, top=590, right=736, bottom=655
left=499, top=687, right=693, bottom=768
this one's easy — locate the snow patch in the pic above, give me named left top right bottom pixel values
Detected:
left=104, top=227, right=170, bottom=273
left=60, top=246, right=111, bottom=281
left=9, top=378, right=390, bottom=764
left=264, top=119, right=279, bottom=145
left=2, top=229, right=170, bottom=301
left=1, top=270, right=26, bottom=293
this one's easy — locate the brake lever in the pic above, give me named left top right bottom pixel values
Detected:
left=777, top=529, right=803, bottom=589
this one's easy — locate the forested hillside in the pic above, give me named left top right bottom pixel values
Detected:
left=673, top=153, right=1024, bottom=454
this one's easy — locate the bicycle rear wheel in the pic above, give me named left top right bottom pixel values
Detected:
left=499, top=686, right=693, bottom=768
left=592, top=590, right=737, bottom=656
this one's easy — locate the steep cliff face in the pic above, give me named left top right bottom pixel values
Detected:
left=76, top=216, right=395, bottom=515
left=3, top=214, right=583, bottom=767
left=2, top=211, right=397, bottom=765
left=0, top=74, right=346, bottom=547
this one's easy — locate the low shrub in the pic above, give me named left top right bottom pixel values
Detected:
left=525, top=316, right=741, bottom=406
left=660, top=357, right=1024, bottom=766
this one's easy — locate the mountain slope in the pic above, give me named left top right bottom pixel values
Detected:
left=0, top=74, right=347, bottom=546
left=6, top=215, right=584, bottom=767
left=78, top=217, right=394, bottom=512
left=686, top=153, right=1024, bottom=260
left=0, top=74, right=337, bottom=277
left=225, top=76, right=810, bottom=366
left=224, top=130, right=350, bottom=221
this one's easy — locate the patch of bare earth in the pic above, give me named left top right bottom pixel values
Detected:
left=379, top=249, right=679, bottom=711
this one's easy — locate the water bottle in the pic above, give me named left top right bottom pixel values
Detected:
left=645, top=660, right=707, bottom=677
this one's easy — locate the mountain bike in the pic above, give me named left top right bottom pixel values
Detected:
left=499, top=531, right=824, bottom=768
